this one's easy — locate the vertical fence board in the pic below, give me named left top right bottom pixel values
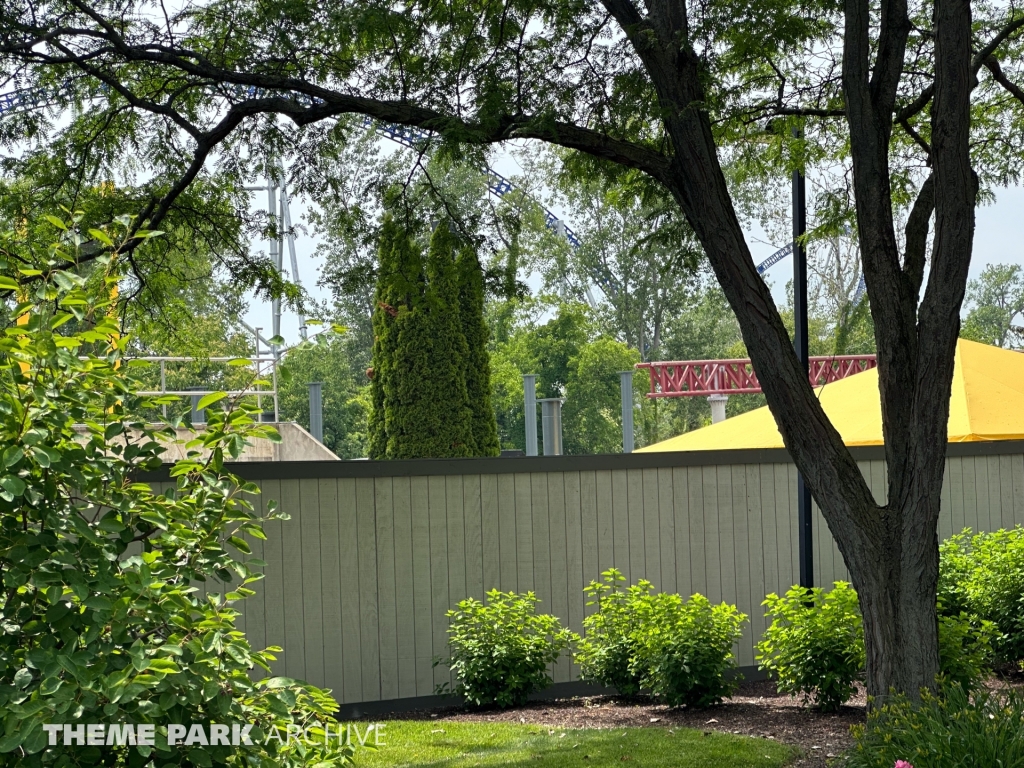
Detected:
left=547, top=474, right=570, bottom=683
left=299, top=479, right=325, bottom=692
left=446, top=476, right=467, bottom=610
left=355, top=477, right=380, bottom=701
left=999, top=455, right=1015, bottom=529
left=757, top=466, right=779, bottom=600
left=480, top=474, right=501, bottom=593
left=626, top=469, right=647, bottom=582
left=564, top=471, right=584, bottom=678
left=939, top=468, right=954, bottom=542
left=611, top=470, right=630, bottom=579
left=243, top=480, right=267, bottom=653
left=595, top=471, right=615, bottom=576
left=774, top=464, right=796, bottom=592
left=530, top=474, right=553, bottom=630
left=745, top=465, right=767, bottom=654
left=963, top=457, right=979, bottom=534
left=672, top=467, right=692, bottom=598
left=686, top=466, right=708, bottom=597
left=496, top=474, right=517, bottom=592
left=374, top=477, right=398, bottom=701
left=464, top=475, right=484, bottom=603
left=580, top=471, right=600, bottom=602
left=657, top=467, right=676, bottom=595
left=703, top=466, right=724, bottom=604
left=392, top=476, right=416, bottom=699
left=280, top=479, right=306, bottom=681
left=409, top=476, right=434, bottom=697
left=514, top=474, right=534, bottom=593
left=428, top=475, right=450, bottom=691
left=260, top=479, right=286, bottom=678
left=318, top=479, right=343, bottom=698
left=1013, top=454, right=1024, bottom=525
left=336, top=478, right=362, bottom=703
left=731, top=465, right=754, bottom=667
left=641, top=468, right=661, bottom=589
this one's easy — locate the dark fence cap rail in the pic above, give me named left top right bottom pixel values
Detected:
left=136, top=440, right=1024, bottom=482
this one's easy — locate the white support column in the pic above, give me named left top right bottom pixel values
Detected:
left=708, top=394, right=729, bottom=424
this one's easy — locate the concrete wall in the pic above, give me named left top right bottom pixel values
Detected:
left=141, top=442, right=1024, bottom=710
left=78, top=422, right=339, bottom=462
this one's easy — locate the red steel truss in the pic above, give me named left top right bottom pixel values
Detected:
left=635, top=355, right=877, bottom=398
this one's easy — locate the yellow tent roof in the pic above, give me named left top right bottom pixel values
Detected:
left=636, top=339, right=1024, bottom=452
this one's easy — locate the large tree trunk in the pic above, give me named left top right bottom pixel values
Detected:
left=603, top=0, right=976, bottom=701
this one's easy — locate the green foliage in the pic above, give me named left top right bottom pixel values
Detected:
left=756, top=582, right=865, bottom=712
left=937, top=527, right=1024, bottom=664
left=574, top=569, right=648, bottom=695
left=631, top=592, right=747, bottom=708
left=0, top=221, right=353, bottom=767
left=457, top=243, right=500, bottom=457
left=937, top=612, right=996, bottom=692
left=276, top=329, right=369, bottom=458
left=845, top=685, right=1024, bottom=768
left=437, top=590, right=575, bottom=709
left=563, top=339, right=641, bottom=455
left=368, top=214, right=407, bottom=459
left=960, top=263, right=1024, bottom=349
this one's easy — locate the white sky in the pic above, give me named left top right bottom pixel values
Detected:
left=243, top=153, right=1024, bottom=349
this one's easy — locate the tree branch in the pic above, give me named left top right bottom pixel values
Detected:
left=984, top=56, right=1024, bottom=106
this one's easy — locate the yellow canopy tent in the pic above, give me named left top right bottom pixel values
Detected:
left=636, top=339, right=1024, bottom=452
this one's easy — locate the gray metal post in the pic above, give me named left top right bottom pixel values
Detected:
left=268, top=181, right=281, bottom=352
left=793, top=126, right=814, bottom=590
left=308, top=382, right=324, bottom=443
left=619, top=371, right=634, bottom=453
left=523, top=374, right=538, bottom=456
left=539, top=398, right=564, bottom=456
left=188, top=386, right=206, bottom=425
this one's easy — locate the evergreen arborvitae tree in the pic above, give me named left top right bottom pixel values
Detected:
left=387, top=223, right=474, bottom=458
left=367, top=215, right=400, bottom=459
left=457, top=244, right=501, bottom=456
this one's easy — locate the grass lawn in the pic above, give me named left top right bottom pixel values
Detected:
left=358, top=720, right=798, bottom=767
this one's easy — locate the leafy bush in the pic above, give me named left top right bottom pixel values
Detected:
left=438, top=590, right=575, bottom=708
left=574, top=568, right=649, bottom=695
left=756, top=581, right=865, bottom=712
left=937, top=612, right=996, bottom=691
left=631, top=592, right=747, bottom=708
left=845, top=685, right=1024, bottom=768
left=938, top=527, right=1024, bottom=663
left=0, top=222, right=353, bottom=766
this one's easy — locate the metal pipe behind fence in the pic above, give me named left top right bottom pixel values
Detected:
left=539, top=398, right=564, bottom=456
left=188, top=386, right=206, bottom=425
left=524, top=374, right=538, bottom=456
left=308, top=382, right=324, bottom=442
left=619, top=371, right=634, bottom=453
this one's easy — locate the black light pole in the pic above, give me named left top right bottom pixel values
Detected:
left=792, top=127, right=814, bottom=590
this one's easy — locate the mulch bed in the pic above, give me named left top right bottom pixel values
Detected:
left=398, top=680, right=869, bottom=767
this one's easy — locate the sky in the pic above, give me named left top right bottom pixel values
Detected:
left=242, top=152, right=1024, bottom=352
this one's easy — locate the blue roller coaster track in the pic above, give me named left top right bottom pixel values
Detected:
left=1, top=86, right=835, bottom=297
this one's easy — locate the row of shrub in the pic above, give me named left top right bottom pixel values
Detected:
left=437, top=526, right=1024, bottom=711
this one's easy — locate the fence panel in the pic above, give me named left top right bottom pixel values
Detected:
left=138, top=443, right=1024, bottom=707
